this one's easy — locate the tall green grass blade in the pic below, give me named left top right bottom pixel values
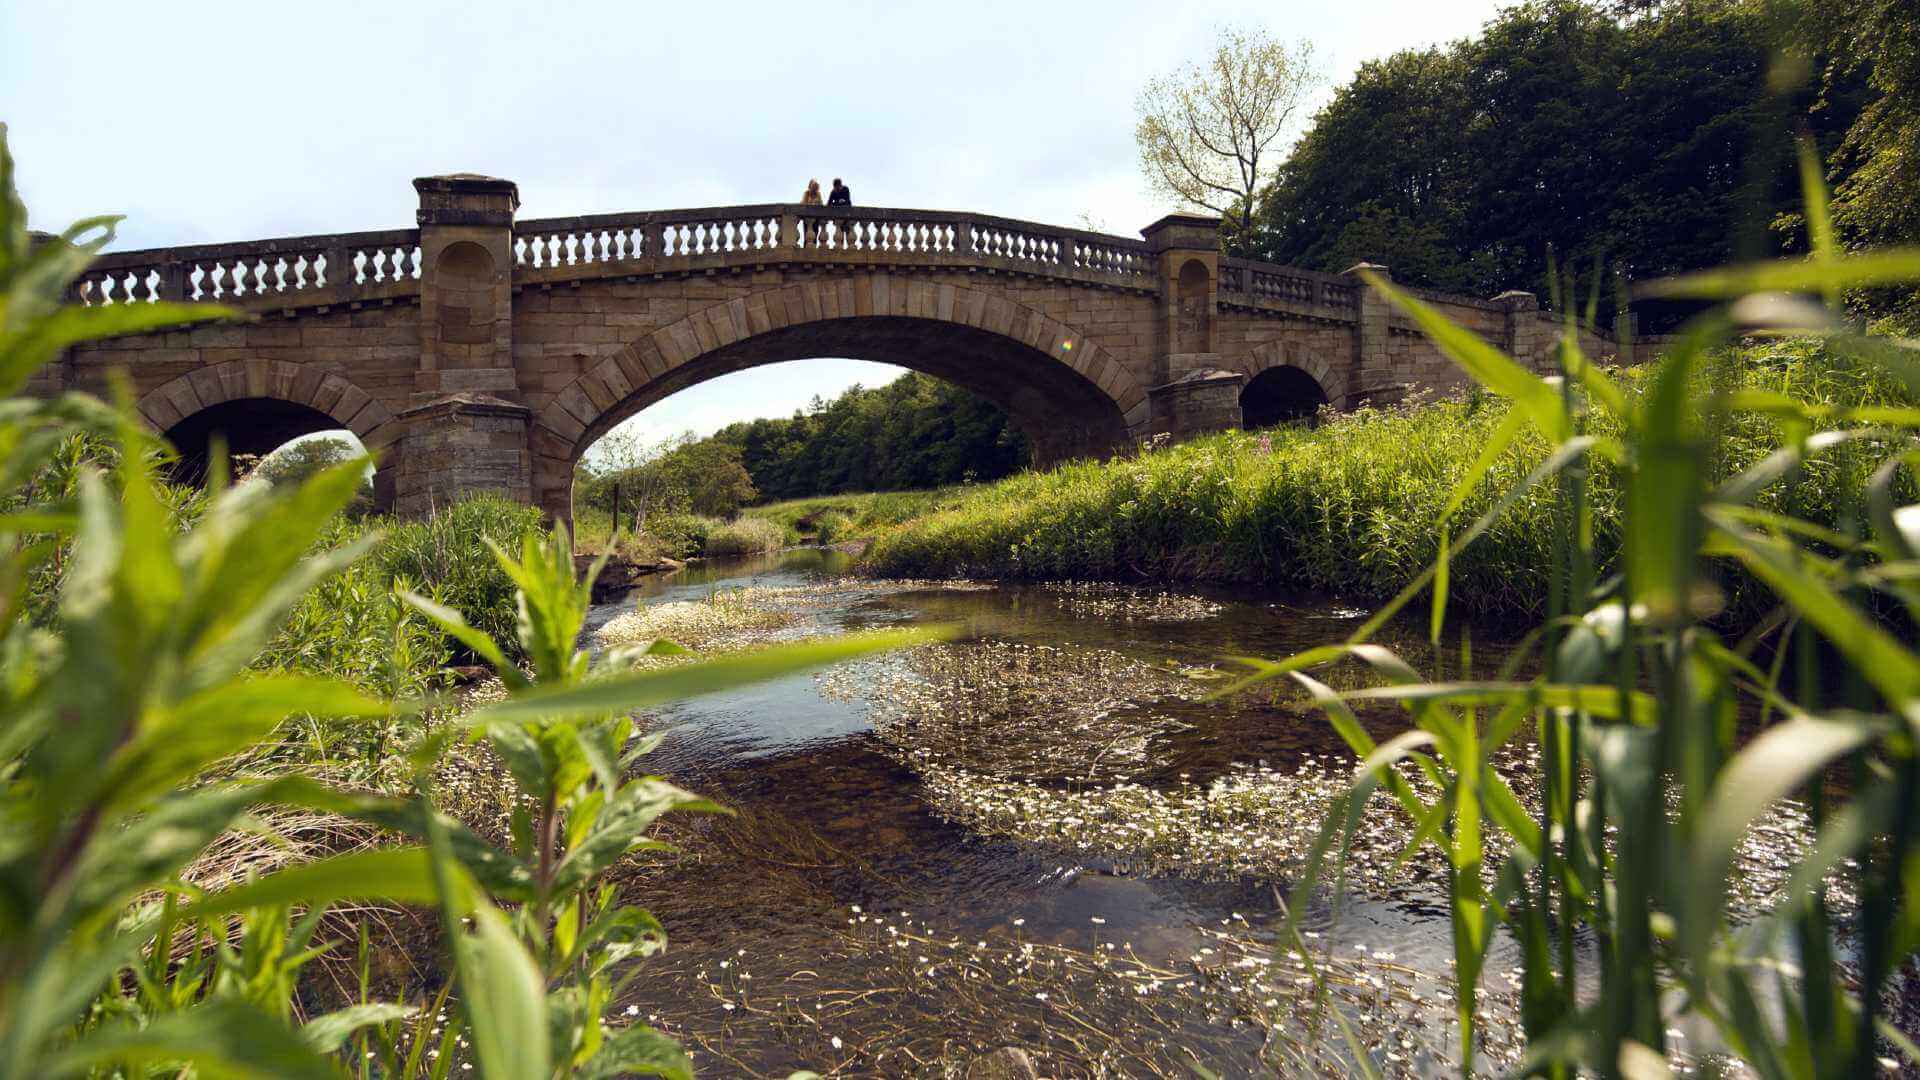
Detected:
left=465, top=628, right=947, bottom=725
left=1639, top=250, right=1920, bottom=300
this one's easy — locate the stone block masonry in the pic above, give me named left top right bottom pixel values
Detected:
left=48, top=174, right=1644, bottom=528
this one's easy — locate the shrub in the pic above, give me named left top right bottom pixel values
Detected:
left=645, top=511, right=720, bottom=558
left=703, top=516, right=785, bottom=557
left=812, top=510, right=854, bottom=544
left=372, top=494, right=545, bottom=657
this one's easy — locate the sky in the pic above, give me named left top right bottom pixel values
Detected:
left=2, top=0, right=1509, bottom=456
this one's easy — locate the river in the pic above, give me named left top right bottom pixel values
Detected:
left=584, top=547, right=1557, bottom=1077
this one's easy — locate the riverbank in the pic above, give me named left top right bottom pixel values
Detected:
left=861, top=336, right=1914, bottom=621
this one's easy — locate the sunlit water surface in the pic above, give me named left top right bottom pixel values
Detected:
left=597, top=549, right=1532, bottom=1076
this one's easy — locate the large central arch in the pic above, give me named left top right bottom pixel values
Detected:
left=529, top=274, right=1149, bottom=522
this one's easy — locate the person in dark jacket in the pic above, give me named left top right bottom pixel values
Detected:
left=828, top=178, right=854, bottom=247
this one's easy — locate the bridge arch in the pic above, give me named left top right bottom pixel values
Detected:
left=136, top=360, right=399, bottom=495
left=1230, top=340, right=1344, bottom=429
left=529, top=274, right=1149, bottom=521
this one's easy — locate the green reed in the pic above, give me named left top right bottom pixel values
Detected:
left=1258, top=147, right=1920, bottom=1077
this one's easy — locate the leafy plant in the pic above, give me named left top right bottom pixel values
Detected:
left=1266, top=148, right=1920, bottom=1076
left=0, top=124, right=933, bottom=1078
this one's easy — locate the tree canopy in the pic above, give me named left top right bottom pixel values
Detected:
left=576, top=372, right=1028, bottom=516
left=710, top=372, right=1028, bottom=502
left=1247, top=0, right=1875, bottom=326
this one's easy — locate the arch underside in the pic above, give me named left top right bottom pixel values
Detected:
left=570, top=316, right=1132, bottom=468
left=136, top=360, right=398, bottom=495
left=1241, top=366, right=1329, bottom=428
left=162, top=398, right=348, bottom=481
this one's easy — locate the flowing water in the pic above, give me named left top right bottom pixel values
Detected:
left=591, top=548, right=1538, bottom=1077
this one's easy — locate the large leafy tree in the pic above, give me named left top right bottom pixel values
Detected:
left=1801, top=0, right=1920, bottom=253
left=1249, top=0, right=1871, bottom=327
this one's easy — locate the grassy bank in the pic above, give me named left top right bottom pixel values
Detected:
left=742, top=486, right=971, bottom=543
left=862, top=336, right=1914, bottom=621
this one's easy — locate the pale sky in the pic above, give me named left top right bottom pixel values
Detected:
left=2, top=0, right=1509, bottom=457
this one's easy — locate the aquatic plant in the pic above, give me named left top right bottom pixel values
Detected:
left=1265, top=149, right=1920, bottom=1076
left=703, top=517, right=786, bottom=558
left=596, top=588, right=801, bottom=653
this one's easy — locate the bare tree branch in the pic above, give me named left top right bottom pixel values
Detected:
left=1134, top=26, right=1320, bottom=250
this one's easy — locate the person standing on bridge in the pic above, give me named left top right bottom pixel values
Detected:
left=828, top=177, right=853, bottom=248
left=801, top=178, right=824, bottom=245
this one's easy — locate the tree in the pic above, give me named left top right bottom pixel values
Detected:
left=1248, top=0, right=1868, bottom=329
left=1802, top=0, right=1920, bottom=254
left=1135, top=25, right=1320, bottom=253
left=250, top=433, right=374, bottom=517
left=657, top=439, right=758, bottom=517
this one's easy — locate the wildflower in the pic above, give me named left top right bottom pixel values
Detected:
left=831, top=1036, right=844, bottom=1050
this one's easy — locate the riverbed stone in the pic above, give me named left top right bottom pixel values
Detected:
left=963, top=1047, right=1041, bottom=1079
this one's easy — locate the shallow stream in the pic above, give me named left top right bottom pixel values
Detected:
left=591, top=548, right=1542, bottom=1077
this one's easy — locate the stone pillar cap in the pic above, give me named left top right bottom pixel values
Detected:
left=412, top=173, right=521, bottom=202
left=414, top=174, right=521, bottom=227
left=1140, top=213, right=1221, bottom=252
left=399, top=392, right=530, bottom=419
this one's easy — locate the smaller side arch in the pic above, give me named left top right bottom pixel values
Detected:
left=136, top=360, right=400, bottom=451
left=1232, top=340, right=1346, bottom=406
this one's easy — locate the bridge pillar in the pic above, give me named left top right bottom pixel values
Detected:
left=390, top=174, right=534, bottom=517
left=1494, top=290, right=1546, bottom=372
left=1344, top=262, right=1393, bottom=405
left=1141, top=213, right=1243, bottom=440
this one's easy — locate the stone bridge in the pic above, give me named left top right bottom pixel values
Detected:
left=42, top=174, right=1623, bottom=522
